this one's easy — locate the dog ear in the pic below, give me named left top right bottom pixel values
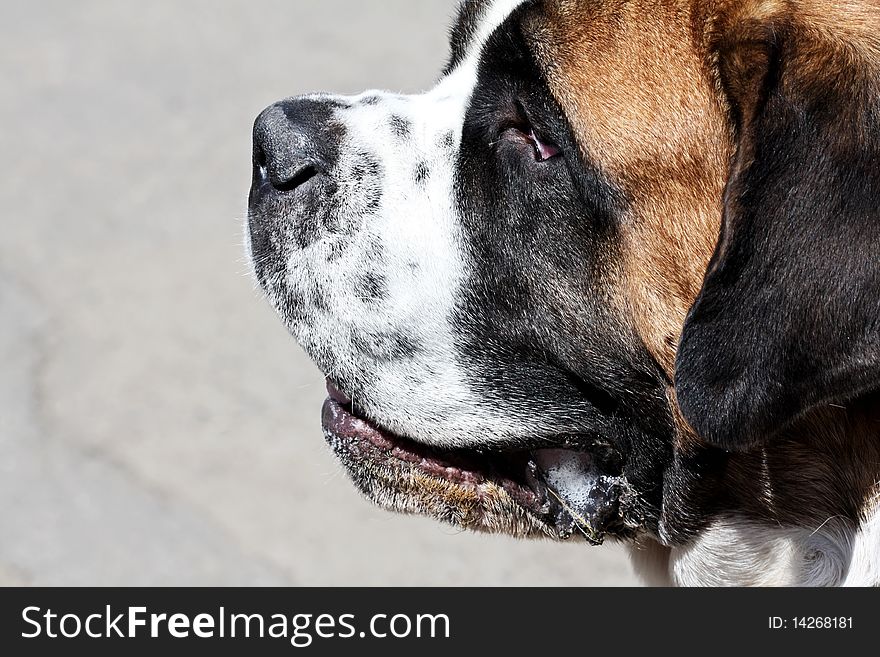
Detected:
left=675, top=7, right=880, bottom=451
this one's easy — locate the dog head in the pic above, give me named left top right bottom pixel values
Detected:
left=246, top=0, right=880, bottom=550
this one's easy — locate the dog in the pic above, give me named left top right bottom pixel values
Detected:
left=245, top=0, right=880, bottom=586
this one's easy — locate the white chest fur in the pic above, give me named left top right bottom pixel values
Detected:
left=629, top=500, right=880, bottom=586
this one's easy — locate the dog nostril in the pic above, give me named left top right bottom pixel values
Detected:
left=252, top=147, right=270, bottom=187
left=252, top=100, right=333, bottom=194
left=273, top=163, right=319, bottom=192
left=255, top=147, right=267, bottom=169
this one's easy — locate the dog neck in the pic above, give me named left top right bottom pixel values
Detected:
left=635, top=392, right=880, bottom=586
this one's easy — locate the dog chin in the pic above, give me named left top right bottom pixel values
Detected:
left=321, top=380, right=644, bottom=544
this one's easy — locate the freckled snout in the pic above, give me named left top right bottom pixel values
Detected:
left=248, top=96, right=354, bottom=260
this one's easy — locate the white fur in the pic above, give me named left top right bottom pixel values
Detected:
left=259, top=0, right=540, bottom=449
left=841, top=495, right=880, bottom=586
left=630, top=498, right=880, bottom=586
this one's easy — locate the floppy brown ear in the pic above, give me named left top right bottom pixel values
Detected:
left=674, top=6, right=880, bottom=451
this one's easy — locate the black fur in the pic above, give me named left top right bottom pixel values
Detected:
left=389, top=114, right=412, bottom=139
left=676, top=22, right=880, bottom=451
left=452, top=8, right=679, bottom=531
left=446, top=0, right=492, bottom=74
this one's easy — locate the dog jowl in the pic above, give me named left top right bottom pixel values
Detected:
left=247, top=0, right=880, bottom=586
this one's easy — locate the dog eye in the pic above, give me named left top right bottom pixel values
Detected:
left=498, top=126, right=561, bottom=162
left=527, top=128, right=560, bottom=161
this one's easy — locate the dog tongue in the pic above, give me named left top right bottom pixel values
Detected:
left=532, top=448, right=624, bottom=544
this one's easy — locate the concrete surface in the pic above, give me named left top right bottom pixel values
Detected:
left=0, top=0, right=638, bottom=586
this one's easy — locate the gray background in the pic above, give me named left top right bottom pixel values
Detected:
left=0, top=0, right=637, bottom=585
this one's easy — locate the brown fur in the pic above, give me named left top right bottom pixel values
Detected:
left=332, top=441, right=554, bottom=538
left=525, top=0, right=730, bottom=376
left=726, top=393, right=880, bottom=528
left=527, top=0, right=880, bottom=526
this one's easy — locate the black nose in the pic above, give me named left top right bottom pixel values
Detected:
left=251, top=98, right=340, bottom=194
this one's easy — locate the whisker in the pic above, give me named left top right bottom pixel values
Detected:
left=809, top=514, right=849, bottom=537
left=546, top=487, right=601, bottom=543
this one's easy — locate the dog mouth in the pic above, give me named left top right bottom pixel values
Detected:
left=321, top=380, right=642, bottom=543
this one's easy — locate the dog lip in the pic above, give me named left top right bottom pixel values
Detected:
left=318, top=395, right=636, bottom=543
left=321, top=395, right=397, bottom=451
left=320, top=396, right=556, bottom=508
left=321, top=397, right=492, bottom=483
left=325, top=379, right=352, bottom=406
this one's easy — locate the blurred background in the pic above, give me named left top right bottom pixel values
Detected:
left=0, top=0, right=637, bottom=585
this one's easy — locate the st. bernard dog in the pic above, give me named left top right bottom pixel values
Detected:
left=245, top=0, right=880, bottom=586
